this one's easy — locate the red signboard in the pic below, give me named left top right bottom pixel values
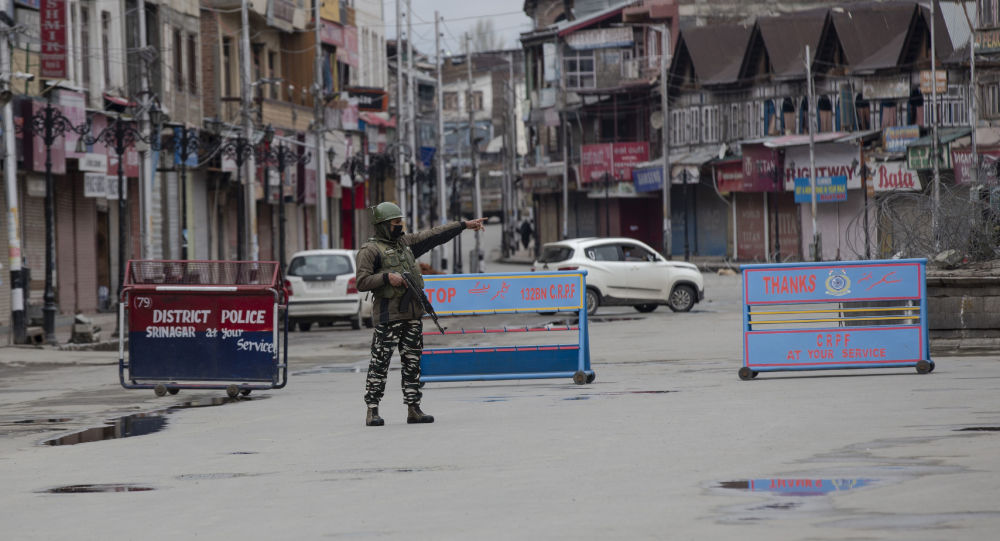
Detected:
left=580, top=142, right=649, bottom=184
left=714, top=160, right=744, bottom=192
left=338, top=26, right=359, bottom=67
left=321, top=19, right=345, bottom=47
left=40, top=0, right=68, bottom=79
left=740, top=143, right=782, bottom=192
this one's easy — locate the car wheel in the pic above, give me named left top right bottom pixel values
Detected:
left=634, top=304, right=658, bottom=313
left=585, top=288, right=600, bottom=316
left=297, top=321, right=312, bottom=332
left=350, top=315, right=361, bottom=330
left=668, top=285, right=696, bottom=312
left=363, top=317, right=373, bottom=328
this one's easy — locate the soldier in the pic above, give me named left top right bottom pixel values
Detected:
left=356, top=202, right=486, bottom=426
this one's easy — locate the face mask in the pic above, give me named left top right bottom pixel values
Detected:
left=390, top=224, right=404, bottom=239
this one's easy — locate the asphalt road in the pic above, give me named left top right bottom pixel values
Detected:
left=1, top=270, right=999, bottom=540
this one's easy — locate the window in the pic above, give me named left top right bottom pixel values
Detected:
left=468, top=90, right=484, bottom=112
left=563, top=50, right=595, bottom=89
left=702, top=106, right=719, bottom=143
left=981, top=0, right=997, bottom=27
left=621, top=244, right=656, bottom=262
left=818, top=96, right=833, bottom=132
left=188, top=34, right=198, bottom=94
left=538, top=245, right=573, bottom=263
left=586, top=244, right=621, bottom=262
left=101, top=11, right=111, bottom=87
left=443, top=92, right=458, bottom=111
left=287, top=254, right=353, bottom=278
left=80, top=6, right=91, bottom=88
left=174, top=28, right=184, bottom=91
left=223, top=38, right=233, bottom=97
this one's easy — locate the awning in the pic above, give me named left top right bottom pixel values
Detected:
left=484, top=135, right=504, bottom=154
left=359, top=112, right=396, bottom=129
left=907, top=127, right=972, bottom=148
left=763, top=132, right=847, bottom=148
left=521, top=162, right=576, bottom=193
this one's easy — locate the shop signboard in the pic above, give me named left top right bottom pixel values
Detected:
left=883, top=125, right=920, bottom=154
left=794, top=176, right=847, bottom=203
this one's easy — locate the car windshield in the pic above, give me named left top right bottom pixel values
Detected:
left=538, top=245, right=573, bottom=263
left=287, top=254, right=353, bottom=278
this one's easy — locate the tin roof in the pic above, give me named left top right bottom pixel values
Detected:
left=755, top=9, right=829, bottom=80
left=676, top=24, right=752, bottom=86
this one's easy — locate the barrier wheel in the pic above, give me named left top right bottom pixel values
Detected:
left=586, top=372, right=596, bottom=384
left=154, top=384, right=168, bottom=397
left=573, top=371, right=587, bottom=385
left=916, top=360, right=932, bottom=374
left=168, top=387, right=179, bottom=395
left=226, top=385, right=240, bottom=398
left=751, top=371, right=759, bottom=379
left=928, top=361, right=936, bottom=372
left=240, top=389, right=252, bottom=396
left=738, top=367, right=754, bottom=381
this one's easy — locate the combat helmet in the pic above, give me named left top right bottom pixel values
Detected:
left=371, top=202, right=403, bottom=225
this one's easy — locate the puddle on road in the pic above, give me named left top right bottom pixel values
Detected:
left=718, top=478, right=876, bottom=497
left=41, top=397, right=263, bottom=447
left=43, top=484, right=155, bottom=493
left=956, top=426, right=1000, bottom=431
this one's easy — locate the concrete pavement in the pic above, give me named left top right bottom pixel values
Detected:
left=1, top=273, right=999, bottom=540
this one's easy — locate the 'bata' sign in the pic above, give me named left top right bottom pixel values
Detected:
left=867, top=160, right=922, bottom=192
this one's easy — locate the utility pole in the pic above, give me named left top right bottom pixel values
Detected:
left=806, top=44, right=820, bottom=261
left=434, top=11, right=447, bottom=270
left=1, top=4, right=25, bottom=343
left=660, top=26, right=672, bottom=259
left=970, top=33, right=978, bottom=186
left=503, top=52, right=515, bottom=258
left=395, top=0, right=407, bottom=223
left=407, top=0, right=417, bottom=231
left=240, top=0, right=257, bottom=260
left=137, top=0, right=153, bottom=259
left=314, top=0, right=328, bottom=249
left=930, top=0, right=941, bottom=252
left=509, top=52, right=519, bottom=234
left=466, top=33, right=482, bottom=272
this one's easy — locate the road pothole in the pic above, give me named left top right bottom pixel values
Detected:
left=42, top=484, right=155, bottom=493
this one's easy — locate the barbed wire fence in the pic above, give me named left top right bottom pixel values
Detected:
left=844, top=177, right=1000, bottom=265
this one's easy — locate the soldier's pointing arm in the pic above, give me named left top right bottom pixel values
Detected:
left=404, top=222, right=467, bottom=258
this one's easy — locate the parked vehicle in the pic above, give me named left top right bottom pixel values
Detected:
left=284, top=249, right=363, bottom=331
left=531, top=237, right=704, bottom=316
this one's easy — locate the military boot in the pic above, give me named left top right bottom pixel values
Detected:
left=406, top=404, right=434, bottom=424
left=366, top=406, right=384, bottom=427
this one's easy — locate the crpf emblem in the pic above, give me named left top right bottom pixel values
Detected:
left=825, top=269, right=851, bottom=297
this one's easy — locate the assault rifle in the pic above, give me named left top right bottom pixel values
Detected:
left=402, top=272, right=445, bottom=334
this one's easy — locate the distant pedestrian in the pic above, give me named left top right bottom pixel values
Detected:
left=519, top=219, right=533, bottom=251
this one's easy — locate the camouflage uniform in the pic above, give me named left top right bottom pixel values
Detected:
left=356, top=204, right=466, bottom=410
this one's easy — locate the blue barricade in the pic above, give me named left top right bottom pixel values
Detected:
left=739, top=258, right=933, bottom=379
left=418, top=270, right=594, bottom=385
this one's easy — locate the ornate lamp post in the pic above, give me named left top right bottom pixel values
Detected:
left=163, top=124, right=207, bottom=260
left=213, top=131, right=257, bottom=261
left=259, top=128, right=309, bottom=270
left=79, top=109, right=165, bottom=326
left=16, top=94, right=89, bottom=344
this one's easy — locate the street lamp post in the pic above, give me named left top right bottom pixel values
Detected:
left=80, top=111, right=165, bottom=330
left=164, top=125, right=205, bottom=260
left=260, top=135, right=310, bottom=271
left=216, top=133, right=256, bottom=261
left=17, top=94, right=89, bottom=344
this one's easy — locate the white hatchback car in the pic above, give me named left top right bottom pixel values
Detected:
left=531, top=237, right=705, bottom=316
left=285, top=249, right=364, bottom=331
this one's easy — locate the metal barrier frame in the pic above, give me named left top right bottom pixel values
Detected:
left=418, top=270, right=594, bottom=385
left=740, top=258, right=933, bottom=379
left=118, top=260, right=289, bottom=397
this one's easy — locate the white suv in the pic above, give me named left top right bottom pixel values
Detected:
left=531, top=238, right=705, bottom=316
left=285, top=249, right=363, bottom=331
